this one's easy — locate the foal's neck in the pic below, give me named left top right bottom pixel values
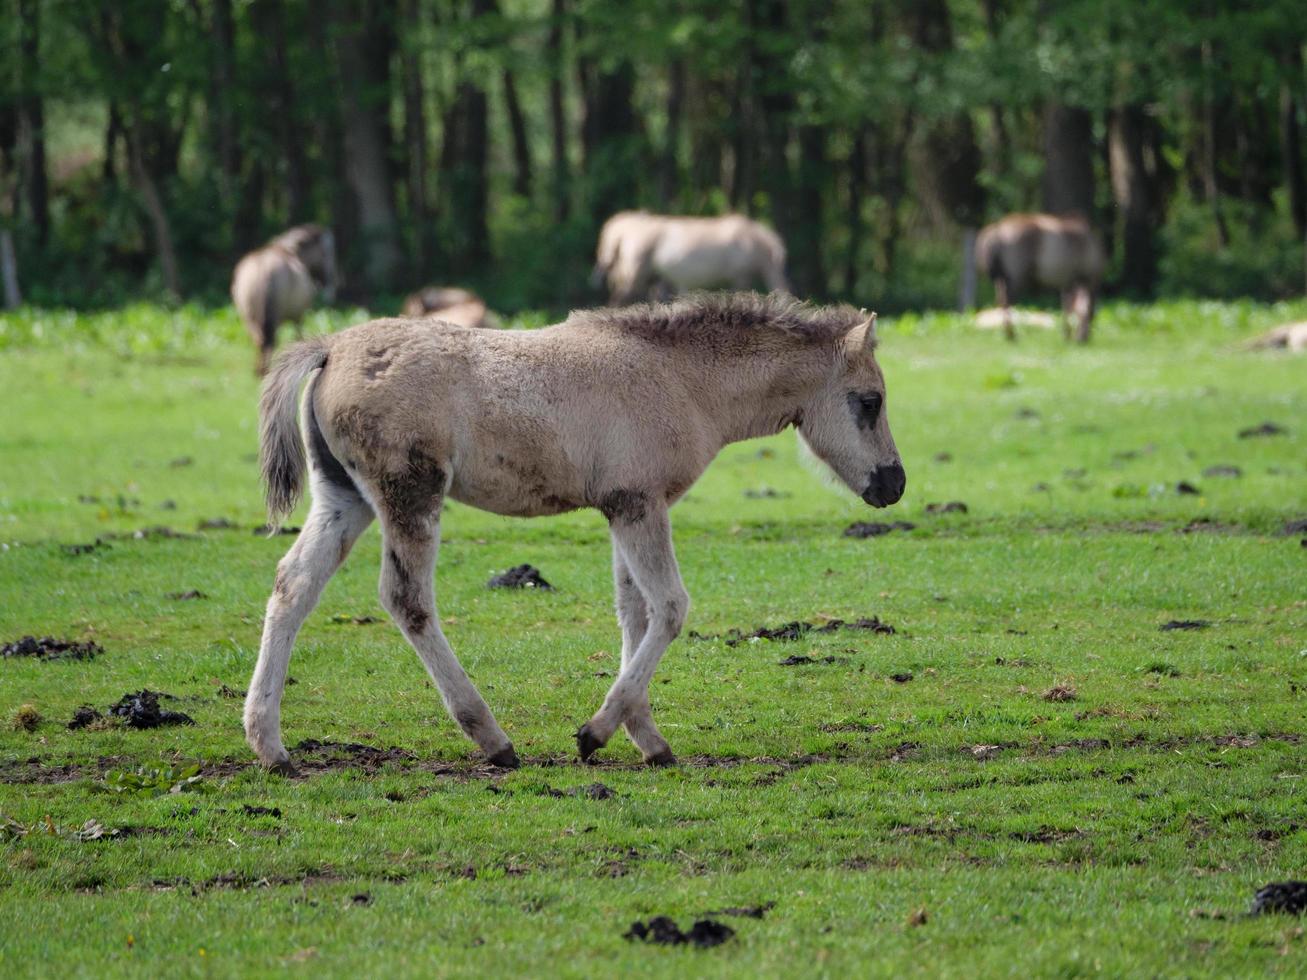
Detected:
left=702, top=342, right=833, bottom=446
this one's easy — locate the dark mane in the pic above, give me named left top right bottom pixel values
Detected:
left=564, top=291, right=867, bottom=347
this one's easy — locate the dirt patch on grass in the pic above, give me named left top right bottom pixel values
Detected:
left=843, top=521, right=916, bottom=539
left=1237, top=421, right=1287, bottom=438
left=290, top=738, right=415, bottom=773
left=624, top=916, right=735, bottom=948
left=778, top=654, right=849, bottom=666
left=2, top=636, right=103, bottom=662
left=108, top=690, right=195, bottom=729
left=924, top=501, right=968, bottom=514
left=1160, top=619, right=1211, bottom=631
left=690, top=617, right=894, bottom=646
left=487, top=564, right=554, bottom=590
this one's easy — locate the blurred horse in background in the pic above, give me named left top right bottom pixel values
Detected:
left=976, top=214, right=1104, bottom=343
left=401, top=286, right=493, bottom=329
left=592, top=212, right=789, bottom=305
left=232, top=225, right=337, bottom=375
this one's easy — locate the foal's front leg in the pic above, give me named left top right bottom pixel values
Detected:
left=578, top=505, right=687, bottom=765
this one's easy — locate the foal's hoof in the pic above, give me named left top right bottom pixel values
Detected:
left=643, top=748, right=678, bottom=767
left=576, top=724, right=605, bottom=763
left=485, top=745, right=521, bottom=769
left=266, top=758, right=298, bottom=778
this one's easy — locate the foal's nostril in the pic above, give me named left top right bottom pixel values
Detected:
left=862, top=463, right=906, bottom=507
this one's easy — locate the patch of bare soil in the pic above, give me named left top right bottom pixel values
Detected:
left=1176, top=481, right=1201, bottom=495
left=487, top=564, right=554, bottom=590
left=540, top=782, right=616, bottom=800
left=843, top=520, right=917, bottom=538
left=924, top=501, right=968, bottom=514
left=167, top=589, right=207, bottom=600
left=710, top=902, right=775, bottom=919
left=289, top=738, right=415, bottom=773
left=1281, top=518, right=1307, bottom=536
left=2, top=636, right=103, bottom=662
left=1160, top=619, right=1211, bottom=631
left=1238, top=421, right=1287, bottom=438
left=67, top=705, right=104, bottom=729
left=777, top=654, right=848, bottom=666
left=198, top=518, right=239, bottom=530
left=624, top=916, right=735, bottom=948
left=690, top=617, right=894, bottom=646
left=1203, top=464, right=1242, bottom=478
left=108, top=690, right=195, bottom=729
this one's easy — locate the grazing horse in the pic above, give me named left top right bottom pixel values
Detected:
left=244, top=292, right=905, bottom=773
left=232, top=225, right=337, bottom=375
left=591, top=212, right=789, bottom=305
left=400, top=286, right=493, bottom=329
left=1243, top=321, right=1307, bottom=352
left=975, top=213, right=1104, bottom=343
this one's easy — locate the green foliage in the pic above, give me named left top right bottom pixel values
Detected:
left=100, top=761, right=207, bottom=797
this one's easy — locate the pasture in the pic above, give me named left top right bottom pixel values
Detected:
left=0, top=300, right=1304, bottom=977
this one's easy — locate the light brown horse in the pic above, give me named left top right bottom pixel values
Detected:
left=400, top=286, right=492, bottom=329
left=592, top=212, right=789, bottom=305
left=975, top=213, right=1105, bottom=343
left=245, top=293, right=905, bottom=773
left=232, top=225, right=337, bottom=375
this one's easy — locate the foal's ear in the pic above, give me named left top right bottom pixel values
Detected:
left=845, top=311, right=878, bottom=359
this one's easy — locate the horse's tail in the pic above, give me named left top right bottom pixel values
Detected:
left=259, top=335, right=331, bottom=527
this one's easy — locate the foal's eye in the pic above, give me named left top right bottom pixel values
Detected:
left=848, top=391, right=883, bottom=430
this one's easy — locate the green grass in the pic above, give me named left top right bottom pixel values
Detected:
left=0, top=299, right=1304, bottom=977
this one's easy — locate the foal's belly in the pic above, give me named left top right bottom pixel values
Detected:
left=447, top=456, right=586, bottom=519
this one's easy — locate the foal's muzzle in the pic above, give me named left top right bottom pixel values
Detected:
left=861, top=463, right=906, bottom=508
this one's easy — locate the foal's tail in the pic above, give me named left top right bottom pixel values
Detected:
left=259, top=336, right=331, bottom=527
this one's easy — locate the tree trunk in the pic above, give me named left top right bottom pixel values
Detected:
left=658, top=59, right=686, bottom=208
left=547, top=0, right=570, bottom=221
left=17, top=0, right=50, bottom=246
left=204, top=0, right=240, bottom=187
left=0, top=230, right=21, bottom=309
left=580, top=52, right=641, bottom=225
left=843, top=128, right=867, bottom=296
left=1200, top=40, right=1229, bottom=246
left=1042, top=102, right=1096, bottom=217
left=503, top=68, right=533, bottom=199
left=128, top=134, right=181, bottom=300
left=103, top=102, right=122, bottom=183
left=251, top=0, right=309, bottom=222
left=906, top=0, right=985, bottom=229
left=334, top=4, right=404, bottom=292
left=1109, top=103, right=1157, bottom=296
left=1281, top=49, right=1306, bottom=238
left=791, top=124, right=826, bottom=296
left=754, top=0, right=794, bottom=240
left=400, top=0, right=429, bottom=269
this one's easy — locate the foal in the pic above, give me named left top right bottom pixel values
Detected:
left=245, top=293, right=905, bottom=772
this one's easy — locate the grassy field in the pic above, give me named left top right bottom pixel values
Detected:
left=0, top=299, right=1304, bottom=977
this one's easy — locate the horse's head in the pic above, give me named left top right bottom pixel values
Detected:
left=796, top=313, right=905, bottom=508
left=279, top=225, right=338, bottom=302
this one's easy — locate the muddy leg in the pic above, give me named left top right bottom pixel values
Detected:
left=578, top=507, right=686, bottom=766
left=245, top=484, right=374, bottom=773
left=379, top=514, right=518, bottom=768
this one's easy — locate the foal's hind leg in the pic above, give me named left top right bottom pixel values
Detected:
left=245, top=483, right=374, bottom=772
left=378, top=511, right=518, bottom=768
left=578, top=506, right=686, bottom=766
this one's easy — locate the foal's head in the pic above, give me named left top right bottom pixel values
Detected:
left=797, top=314, right=906, bottom=508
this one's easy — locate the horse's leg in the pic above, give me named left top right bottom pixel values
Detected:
left=378, top=511, right=518, bottom=768
left=1060, top=289, right=1075, bottom=341
left=995, top=277, right=1016, bottom=342
left=613, top=541, right=650, bottom=669
left=1073, top=286, right=1094, bottom=344
left=578, top=506, right=686, bottom=766
left=244, top=479, right=374, bottom=773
